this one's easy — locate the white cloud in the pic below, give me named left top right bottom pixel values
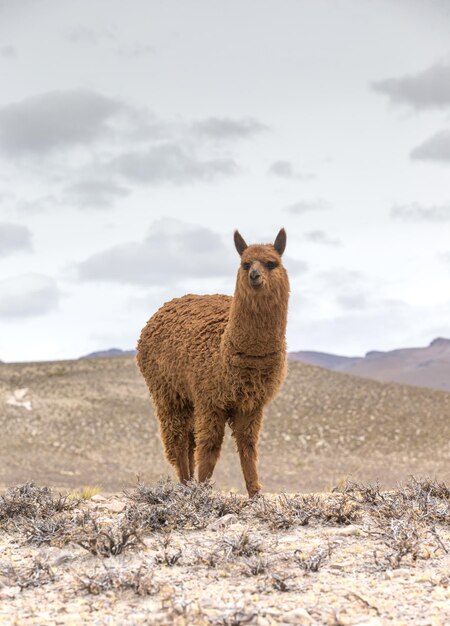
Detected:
left=63, top=179, right=131, bottom=209
left=410, top=129, right=450, bottom=162
left=77, top=219, right=237, bottom=285
left=192, top=117, right=268, bottom=141
left=0, top=222, right=32, bottom=256
left=268, top=160, right=314, bottom=181
left=391, top=202, right=450, bottom=222
left=109, top=144, right=239, bottom=185
left=304, top=230, right=341, bottom=246
left=0, top=45, right=17, bottom=59
left=285, top=198, right=331, bottom=214
left=0, top=274, right=60, bottom=319
left=0, top=89, right=125, bottom=157
left=372, top=61, right=450, bottom=111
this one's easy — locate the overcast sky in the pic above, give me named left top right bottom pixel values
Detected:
left=0, top=0, right=449, bottom=362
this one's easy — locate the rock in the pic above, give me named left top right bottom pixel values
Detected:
left=207, top=514, right=239, bottom=530
left=281, top=608, right=313, bottom=624
left=326, top=525, right=363, bottom=537
left=227, top=522, right=247, bottom=533
left=385, top=568, right=412, bottom=580
left=96, top=499, right=126, bottom=513
left=90, top=494, right=107, bottom=502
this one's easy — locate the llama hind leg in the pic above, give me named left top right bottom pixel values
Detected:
left=195, top=408, right=227, bottom=483
left=188, top=430, right=196, bottom=479
left=231, top=410, right=263, bottom=498
left=154, top=399, right=192, bottom=483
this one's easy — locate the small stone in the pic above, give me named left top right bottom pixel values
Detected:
left=90, top=494, right=107, bottom=502
left=227, top=523, right=246, bottom=533
left=207, top=513, right=239, bottom=530
left=326, top=525, right=363, bottom=537
left=100, top=499, right=126, bottom=513
left=282, top=608, right=313, bottom=624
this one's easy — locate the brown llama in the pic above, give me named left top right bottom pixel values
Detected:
left=136, top=228, right=289, bottom=497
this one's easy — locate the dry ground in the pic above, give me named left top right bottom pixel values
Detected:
left=0, top=479, right=448, bottom=626
left=0, top=356, right=449, bottom=494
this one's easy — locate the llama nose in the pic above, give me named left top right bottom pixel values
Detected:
left=249, top=269, right=260, bottom=280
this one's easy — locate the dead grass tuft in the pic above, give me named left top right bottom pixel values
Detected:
left=125, top=478, right=246, bottom=531
left=0, top=483, right=79, bottom=529
left=77, top=563, right=159, bottom=595
left=1, top=558, right=55, bottom=590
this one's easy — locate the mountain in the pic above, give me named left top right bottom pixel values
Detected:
left=80, top=348, right=137, bottom=359
left=290, top=337, right=450, bottom=392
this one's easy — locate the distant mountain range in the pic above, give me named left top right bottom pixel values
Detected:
left=290, top=337, right=450, bottom=393
left=80, top=348, right=137, bottom=359
left=79, top=338, right=450, bottom=393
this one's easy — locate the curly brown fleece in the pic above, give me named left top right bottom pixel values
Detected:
left=136, top=229, right=290, bottom=497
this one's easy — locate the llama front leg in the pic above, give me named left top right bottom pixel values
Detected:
left=195, top=408, right=227, bottom=483
left=231, top=411, right=263, bottom=498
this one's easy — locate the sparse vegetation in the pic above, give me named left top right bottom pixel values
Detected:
left=0, top=479, right=448, bottom=624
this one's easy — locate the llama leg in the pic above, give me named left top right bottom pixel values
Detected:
left=154, top=400, right=191, bottom=484
left=188, top=429, right=196, bottom=479
left=195, top=409, right=227, bottom=483
left=231, top=411, right=263, bottom=498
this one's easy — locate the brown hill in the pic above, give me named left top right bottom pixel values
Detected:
left=290, top=337, right=450, bottom=392
left=0, top=356, right=449, bottom=493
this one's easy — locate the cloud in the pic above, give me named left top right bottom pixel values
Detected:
left=63, top=179, right=131, bottom=209
left=0, top=273, right=60, bottom=319
left=16, top=195, right=59, bottom=213
left=0, top=89, right=125, bottom=157
left=65, top=25, right=114, bottom=45
left=109, top=144, right=238, bottom=185
left=77, top=219, right=237, bottom=285
left=439, top=252, right=450, bottom=268
left=304, top=230, right=341, bottom=246
left=117, top=44, right=155, bottom=58
left=192, top=117, right=268, bottom=141
left=0, top=222, right=32, bottom=256
left=372, top=61, right=450, bottom=111
left=268, top=160, right=314, bottom=181
left=285, top=198, right=331, bottom=214
left=316, top=269, right=374, bottom=312
left=410, top=129, right=450, bottom=162
left=0, top=45, right=16, bottom=59
left=391, top=202, right=450, bottom=222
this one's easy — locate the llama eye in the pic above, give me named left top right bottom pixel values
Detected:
left=266, top=261, right=278, bottom=270
left=242, top=263, right=251, bottom=271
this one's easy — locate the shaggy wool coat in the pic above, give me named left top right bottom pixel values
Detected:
left=137, top=230, right=290, bottom=497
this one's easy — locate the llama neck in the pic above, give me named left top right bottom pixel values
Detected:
left=222, top=286, right=288, bottom=358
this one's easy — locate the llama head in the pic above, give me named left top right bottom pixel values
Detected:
left=233, top=228, right=289, bottom=296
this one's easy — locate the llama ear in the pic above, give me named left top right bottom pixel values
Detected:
left=273, top=228, right=286, bottom=256
left=234, top=230, right=248, bottom=256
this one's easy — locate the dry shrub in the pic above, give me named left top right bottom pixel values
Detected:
left=125, top=478, right=245, bottom=531
left=0, top=482, right=78, bottom=529
left=251, top=492, right=359, bottom=530
left=223, top=528, right=263, bottom=560
left=1, top=558, right=55, bottom=590
left=74, top=512, right=142, bottom=557
left=294, top=543, right=332, bottom=573
left=77, top=563, right=159, bottom=596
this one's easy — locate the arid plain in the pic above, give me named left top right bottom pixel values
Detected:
left=0, top=356, right=449, bottom=493
left=1, top=357, right=449, bottom=625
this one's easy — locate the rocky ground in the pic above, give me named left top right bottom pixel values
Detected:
left=1, top=356, right=449, bottom=494
left=0, top=479, right=449, bottom=625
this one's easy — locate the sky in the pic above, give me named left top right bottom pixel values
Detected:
left=0, top=0, right=449, bottom=362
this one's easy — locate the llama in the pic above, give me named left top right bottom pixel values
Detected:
left=136, top=229, right=289, bottom=497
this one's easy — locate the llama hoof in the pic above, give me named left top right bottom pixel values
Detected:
left=248, top=489, right=261, bottom=499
